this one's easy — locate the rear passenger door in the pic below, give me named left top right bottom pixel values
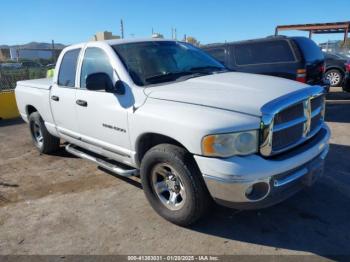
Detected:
left=50, top=47, right=81, bottom=138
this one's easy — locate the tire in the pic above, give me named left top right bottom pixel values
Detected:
left=29, top=112, right=60, bottom=154
left=140, top=144, right=211, bottom=226
left=325, top=69, right=343, bottom=87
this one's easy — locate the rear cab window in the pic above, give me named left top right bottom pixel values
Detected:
left=292, top=37, right=324, bottom=62
left=233, top=40, right=296, bottom=66
left=58, top=49, right=81, bottom=87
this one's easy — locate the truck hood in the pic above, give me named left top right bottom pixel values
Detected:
left=144, top=72, right=309, bottom=116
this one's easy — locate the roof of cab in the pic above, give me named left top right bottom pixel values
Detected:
left=62, top=38, right=179, bottom=52
left=105, top=38, right=175, bottom=46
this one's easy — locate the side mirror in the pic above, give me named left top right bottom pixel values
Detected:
left=86, top=73, right=113, bottom=91
left=112, top=80, right=126, bottom=95
left=86, top=73, right=125, bottom=95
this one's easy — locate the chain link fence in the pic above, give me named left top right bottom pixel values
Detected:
left=320, top=40, right=350, bottom=57
left=0, top=68, right=47, bottom=91
left=0, top=46, right=62, bottom=92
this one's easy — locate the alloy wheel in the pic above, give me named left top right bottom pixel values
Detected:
left=32, top=122, right=44, bottom=147
left=151, top=163, right=186, bottom=211
left=326, top=71, right=341, bottom=86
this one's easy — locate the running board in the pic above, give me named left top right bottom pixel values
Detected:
left=65, top=144, right=138, bottom=177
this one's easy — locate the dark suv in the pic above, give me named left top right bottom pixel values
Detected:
left=202, top=36, right=329, bottom=91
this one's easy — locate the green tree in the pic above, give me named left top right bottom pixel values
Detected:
left=186, top=36, right=200, bottom=46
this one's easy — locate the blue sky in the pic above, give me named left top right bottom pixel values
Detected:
left=0, top=0, right=349, bottom=45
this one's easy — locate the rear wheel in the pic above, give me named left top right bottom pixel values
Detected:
left=29, top=112, right=60, bottom=154
left=140, top=144, right=211, bottom=226
left=325, top=69, right=343, bottom=87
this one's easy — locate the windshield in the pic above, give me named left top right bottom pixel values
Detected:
left=112, top=41, right=226, bottom=86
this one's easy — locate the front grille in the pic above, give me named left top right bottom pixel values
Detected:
left=311, top=113, right=322, bottom=132
left=274, top=103, right=304, bottom=125
left=311, top=95, right=324, bottom=112
left=272, top=123, right=304, bottom=151
left=260, top=86, right=325, bottom=157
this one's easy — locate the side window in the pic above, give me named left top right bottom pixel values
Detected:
left=234, top=40, right=295, bottom=66
left=80, top=47, right=114, bottom=89
left=58, top=49, right=81, bottom=87
left=206, top=48, right=226, bottom=64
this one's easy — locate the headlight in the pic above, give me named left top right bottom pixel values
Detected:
left=202, top=130, right=259, bottom=157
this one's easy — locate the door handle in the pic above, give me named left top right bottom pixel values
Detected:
left=76, top=99, right=88, bottom=107
left=51, top=95, right=59, bottom=101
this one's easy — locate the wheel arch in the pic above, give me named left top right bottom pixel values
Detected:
left=135, top=132, right=191, bottom=166
left=26, top=105, right=39, bottom=117
left=325, top=66, right=345, bottom=76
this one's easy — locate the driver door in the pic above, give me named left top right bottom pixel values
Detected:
left=75, top=47, right=131, bottom=157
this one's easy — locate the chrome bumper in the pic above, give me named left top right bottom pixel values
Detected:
left=273, top=147, right=328, bottom=187
left=195, top=125, right=330, bottom=209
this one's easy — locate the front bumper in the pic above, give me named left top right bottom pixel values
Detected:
left=194, top=124, right=330, bottom=209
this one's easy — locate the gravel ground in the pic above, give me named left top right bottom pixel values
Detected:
left=0, top=88, right=349, bottom=258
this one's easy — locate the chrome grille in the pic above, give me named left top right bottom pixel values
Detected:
left=274, top=103, right=304, bottom=124
left=260, top=86, right=325, bottom=157
left=311, top=95, right=324, bottom=112
left=272, top=123, right=304, bottom=151
left=311, top=112, right=322, bottom=132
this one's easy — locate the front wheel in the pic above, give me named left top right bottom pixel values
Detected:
left=140, top=144, right=211, bottom=226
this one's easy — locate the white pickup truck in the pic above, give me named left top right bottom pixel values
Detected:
left=15, top=39, right=330, bottom=225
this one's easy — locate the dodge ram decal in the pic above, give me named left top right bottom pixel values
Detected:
left=102, top=123, right=126, bottom=133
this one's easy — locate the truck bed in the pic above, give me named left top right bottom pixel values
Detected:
left=17, top=78, right=53, bottom=90
left=15, top=78, right=54, bottom=124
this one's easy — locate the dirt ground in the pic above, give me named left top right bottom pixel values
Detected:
left=0, top=88, right=349, bottom=258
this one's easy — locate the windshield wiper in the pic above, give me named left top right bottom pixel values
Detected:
left=144, top=67, right=227, bottom=84
left=145, top=71, right=202, bottom=84
left=189, top=65, right=227, bottom=73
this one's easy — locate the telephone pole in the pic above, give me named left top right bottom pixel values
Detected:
left=51, top=40, right=55, bottom=62
left=120, top=19, right=124, bottom=39
left=171, top=27, right=177, bottom=39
